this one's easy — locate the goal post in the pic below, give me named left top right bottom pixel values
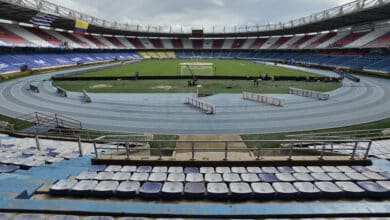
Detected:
left=179, top=62, right=215, bottom=76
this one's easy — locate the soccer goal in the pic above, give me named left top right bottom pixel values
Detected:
left=179, top=62, right=215, bottom=76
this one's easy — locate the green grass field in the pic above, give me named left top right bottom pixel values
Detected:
left=71, top=60, right=318, bottom=77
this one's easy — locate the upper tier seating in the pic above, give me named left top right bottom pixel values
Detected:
left=150, top=38, right=164, bottom=49
left=232, top=39, right=246, bottom=49
left=193, top=39, right=203, bottom=49
left=270, top=37, right=292, bottom=49
left=83, top=35, right=107, bottom=48
left=329, top=32, right=369, bottom=48
left=364, top=32, right=390, bottom=48
left=59, top=32, right=88, bottom=48
left=290, top=35, right=315, bottom=49
left=105, top=36, right=125, bottom=48
left=0, top=26, right=31, bottom=46
left=25, top=27, right=63, bottom=46
left=171, top=39, right=183, bottom=49
left=212, top=39, right=224, bottom=49
left=128, top=38, right=145, bottom=49
left=250, top=38, right=268, bottom=49
left=306, top=32, right=337, bottom=48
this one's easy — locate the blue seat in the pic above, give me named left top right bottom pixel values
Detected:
left=167, top=173, right=185, bottom=182
left=258, top=173, right=279, bottom=183
left=380, top=172, right=390, bottom=180
left=277, top=166, right=294, bottom=173
left=377, top=181, right=390, bottom=190
left=93, top=181, right=119, bottom=196
left=246, top=167, right=262, bottom=173
left=162, top=182, right=183, bottom=198
left=328, top=172, right=352, bottom=181
left=13, top=214, right=46, bottom=220
left=105, top=165, right=122, bottom=172
left=241, top=173, right=260, bottom=182
left=205, top=173, right=222, bottom=182
left=148, top=172, right=167, bottom=182
left=275, top=173, right=296, bottom=182
left=116, top=181, right=140, bottom=197
left=251, top=182, right=275, bottom=199
left=71, top=180, right=98, bottom=196
left=136, top=166, right=152, bottom=173
left=357, top=181, right=389, bottom=198
left=351, top=166, right=370, bottom=172
left=168, top=166, right=183, bottom=173
left=130, top=173, right=149, bottom=182
left=186, top=173, right=203, bottom=182
left=293, top=173, right=314, bottom=182
left=216, top=166, right=231, bottom=174
left=361, top=172, right=387, bottom=181
left=89, top=165, right=107, bottom=172
left=311, top=173, right=333, bottom=181
left=293, top=182, right=321, bottom=199
left=112, top=172, right=131, bottom=181
left=50, top=179, right=78, bottom=195
left=272, top=182, right=299, bottom=198
left=48, top=215, right=80, bottom=220
left=200, top=167, right=215, bottom=174
left=207, top=183, right=229, bottom=199
left=314, top=181, right=344, bottom=198
left=230, top=182, right=252, bottom=199
left=262, top=166, right=278, bottom=173
left=0, top=164, right=19, bottom=173
left=335, top=181, right=366, bottom=198
left=184, top=167, right=199, bottom=174
left=184, top=182, right=206, bottom=198
left=120, top=166, right=137, bottom=172
left=139, top=182, right=162, bottom=198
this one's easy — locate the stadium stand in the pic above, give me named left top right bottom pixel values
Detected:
left=364, top=31, right=390, bottom=48
left=24, top=27, right=63, bottom=47
left=127, top=38, right=145, bottom=49
left=232, top=39, right=246, bottom=49
left=0, top=25, right=31, bottom=47
left=171, top=38, right=183, bottom=49
left=83, top=35, right=107, bottom=48
left=270, top=36, right=292, bottom=49
left=193, top=39, right=203, bottom=49
left=105, top=36, right=126, bottom=48
left=329, top=31, right=369, bottom=48
left=149, top=38, right=164, bottom=49
left=212, top=39, right=224, bottom=49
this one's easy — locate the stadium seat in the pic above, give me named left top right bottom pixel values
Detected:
left=293, top=182, right=321, bottom=199
left=139, top=182, right=162, bottom=198
left=116, top=181, right=140, bottom=197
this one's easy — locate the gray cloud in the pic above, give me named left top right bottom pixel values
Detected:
left=51, top=0, right=353, bottom=28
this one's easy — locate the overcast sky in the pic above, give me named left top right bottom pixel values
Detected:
left=50, top=0, right=352, bottom=28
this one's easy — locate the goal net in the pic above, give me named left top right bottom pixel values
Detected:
left=179, top=62, right=215, bottom=76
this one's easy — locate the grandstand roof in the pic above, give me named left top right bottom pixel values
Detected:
left=0, top=0, right=389, bottom=37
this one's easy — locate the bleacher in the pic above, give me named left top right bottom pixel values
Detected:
left=128, top=38, right=145, bottom=49
left=171, top=39, right=183, bottom=49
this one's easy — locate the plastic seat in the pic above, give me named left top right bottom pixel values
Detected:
left=262, top=166, right=278, bottom=173
left=13, top=214, right=46, bottom=220
left=231, top=167, right=247, bottom=174
left=50, top=179, right=78, bottom=195
left=335, top=181, right=366, bottom=198
left=162, top=182, right=183, bottom=198
left=168, top=166, right=183, bottom=173
left=184, top=182, right=205, bottom=198
left=293, top=172, right=314, bottom=182
left=71, top=180, right=98, bottom=196
left=148, top=172, right=167, bottom=182
left=167, top=173, right=185, bottom=182
left=48, top=215, right=80, bottom=220
left=292, top=166, right=310, bottom=173
left=310, top=173, right=333, bottom=181
left=184, top=167, right=199, bottom=174
left=328, top=172, right=351, bottom=181
left=230, top=182, right=252, bottom=198
left=130, top=173, right=149, bottom=182
left=345, top=172, right=370, bottom=181
left=241, top=173, right=260, bottom=182
left=139, top=182, right=162, bottom=198
left=94, top=181, right=119, bottom=196
left=380, top=172, right=390, bottom=180
left=216, top=166, right=231, bottom=174
left=186, top=173, right=203, bottom=182
left=207, top=183, right=229, bottom=199
left=76, top=171, right=97, bottom=180
left=89, top=165, right=107, bottom=172
left=314, top=181, right=343, bottom=198
left=136, top=166, right=152, bottom=173
left=95, top=172, right=114, bottom=181
left=361, top=172, right=386, bottom=180
left=120, top=166, right=137, bottom=173
left=357, top=181, right=389, bottom=198
left=0, top=213, right=13, bottom=220
left=251, top=182, right=275, bottom=199
left=200, top=167, right=215, bottom=174
left=272, top=182, right=299, bottom=198
left=246, top=167, right=262, bottom=173
left=0, top=164, right=19, bottom=173
left=336, top=166, right=355, bottom=173
left=116, top=181, right=140, bottom=197
left=258, top=173, right=279, bottom=183
left=105, top=165, right=122, bottom=172
left=321, top=166, right=340, bottom=173
left=84, top=217, right=114, bottom=220
left=307, top=166, right=325, bottom=173
left=351, top=166, right=370, bottom=172
left=377, top=181, right=390, bottom=190
left=223, top=173, right=241, bottom=182
left=205, top=173, right=222, bottom=182
left=152, top=166, right=168, bottom=173
left=277, top=166, right=294, bottom=173
left=276, top=173, right=296, bottom=182
left=112, top=172, right=131, bottom=181
left=293, top=182, right=321, bottom=199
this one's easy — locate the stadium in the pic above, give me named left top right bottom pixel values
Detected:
left=0, top=0, right=389, bottom=218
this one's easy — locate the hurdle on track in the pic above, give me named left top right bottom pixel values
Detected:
left=185, top=97, right=216, bottom=114
left=289, top=87, right=329, bottom=100
left=243, top=92, right=285, bottom=107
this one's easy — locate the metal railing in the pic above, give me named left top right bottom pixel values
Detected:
left=92, top=139, right=373, bottom=161
left=288, top=128, right=390, bottom=140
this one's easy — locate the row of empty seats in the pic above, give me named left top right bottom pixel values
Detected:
left=1, top=23, right=389, bottom=49
left=49, top=164, right=390, bottom=199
